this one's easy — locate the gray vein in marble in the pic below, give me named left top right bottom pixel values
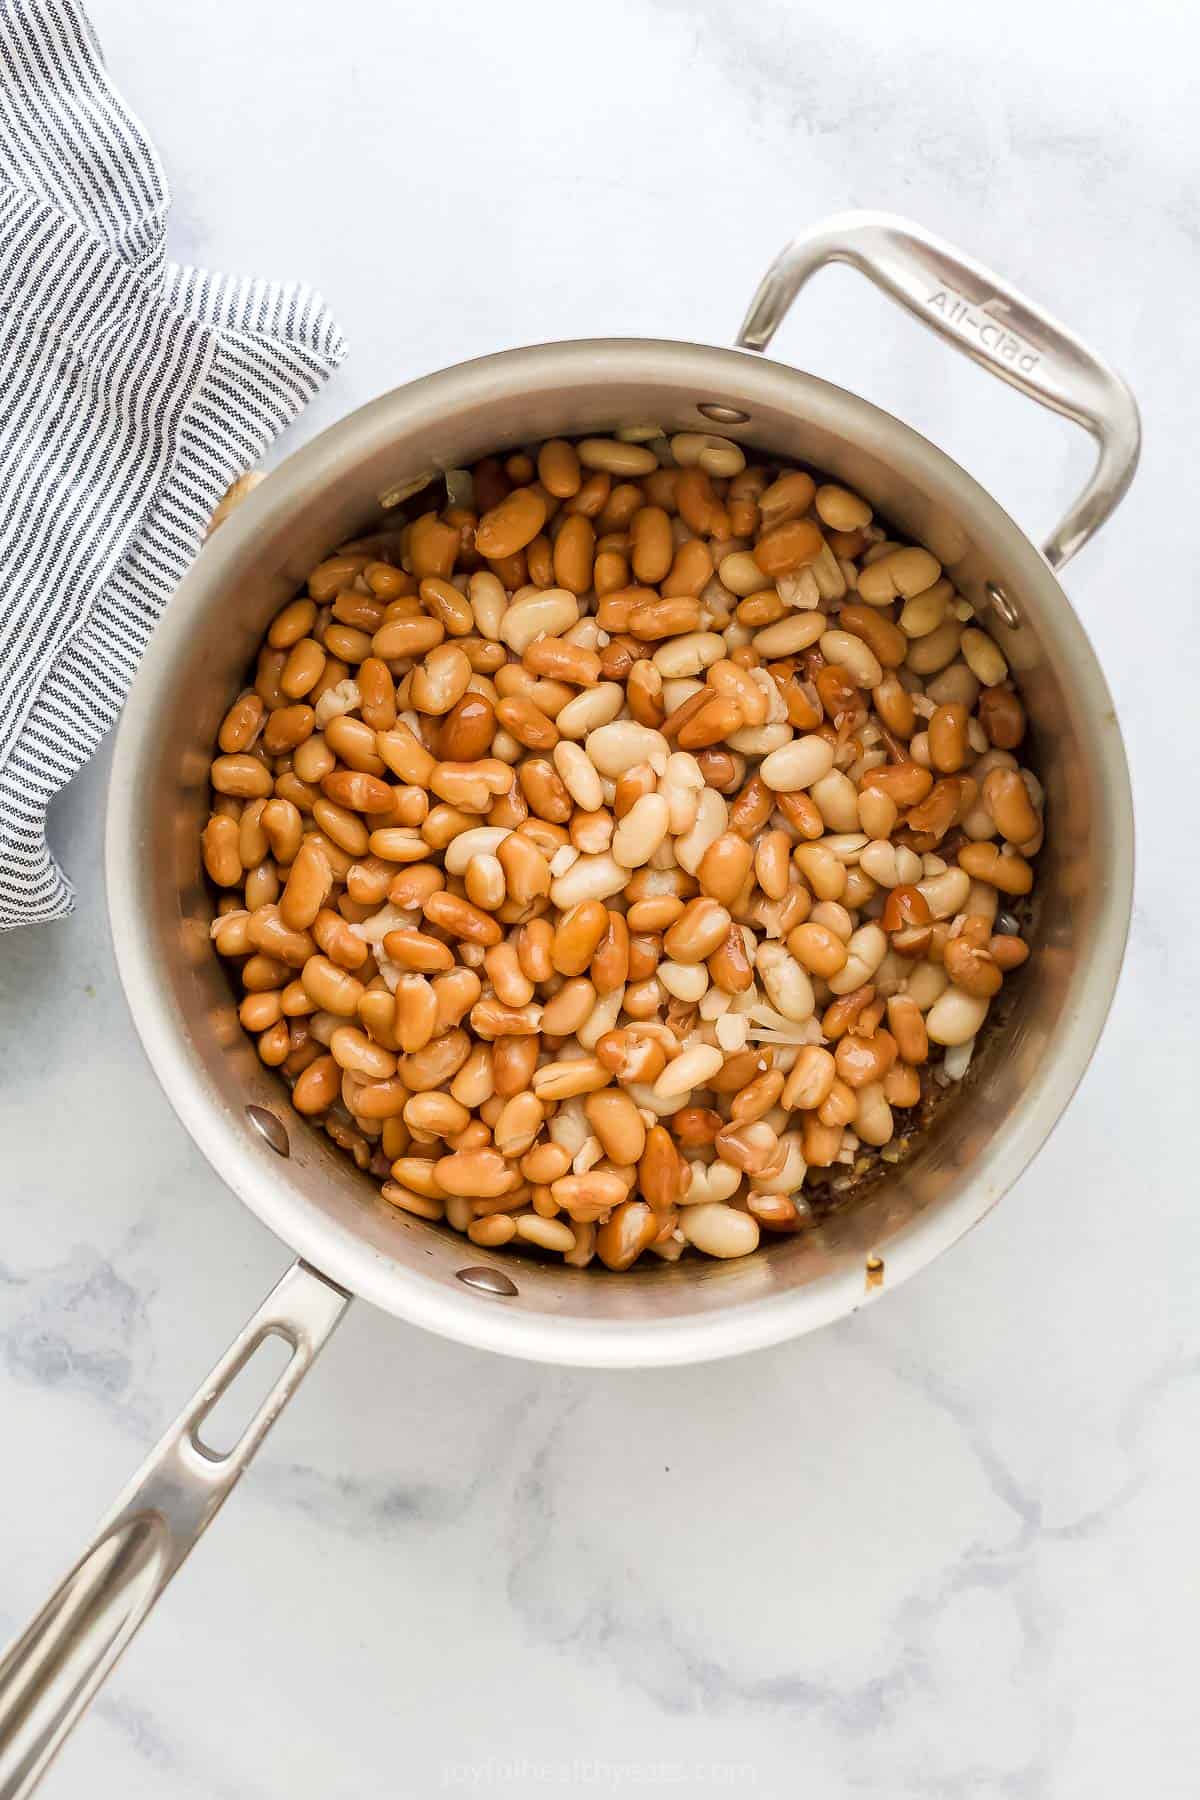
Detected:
left=248, top=1381, right=542, bottom=1537
left=492, top=1325, right=1200, bottom=1796
left=89, top=1690, right=276, bottom=1800
left=1, top=1248, right=152, bottom=1431
left=1041, top=1348, right=1200, bottom=1544
left=869, top=1336, right=1043, bottom=1544
left=502, top=1403, right=1052, bottom=1795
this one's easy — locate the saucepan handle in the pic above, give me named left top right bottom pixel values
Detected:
left=737, top=210, right=1141, bottom=571
left=0, top=1259, right=350, bottom=1799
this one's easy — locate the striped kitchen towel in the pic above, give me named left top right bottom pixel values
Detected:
left=0, top=0, right=346, bottom=928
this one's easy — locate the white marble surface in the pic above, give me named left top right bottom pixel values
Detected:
left=2, top=0, right=1198, bottom=1793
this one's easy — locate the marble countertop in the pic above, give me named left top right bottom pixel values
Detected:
left=2, top=0, right=1197, bottom=1793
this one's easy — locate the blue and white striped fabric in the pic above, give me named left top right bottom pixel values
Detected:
left=0, top=0, right=346, bottom=927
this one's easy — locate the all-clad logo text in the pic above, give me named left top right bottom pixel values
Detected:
left=925, top=286, right=1041, bottom=374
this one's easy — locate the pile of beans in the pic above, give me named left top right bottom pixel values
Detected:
left=203, top=431, right=1039, bottom=1269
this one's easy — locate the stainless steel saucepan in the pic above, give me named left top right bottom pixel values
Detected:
left=0, top=214, right=1138, bottom=1796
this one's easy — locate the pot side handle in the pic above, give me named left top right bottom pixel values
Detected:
left=737, top=210, right=1141, bottom=571
left=0, top=1259, right=350, bottom=1800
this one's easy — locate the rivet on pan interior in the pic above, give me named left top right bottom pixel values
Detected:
left=456, top=1266, right=519, bottom=1298
left=246, top=1105, right=290, bottom=1157
left=697, top=402, right=750, bottom=426
left=986, top=580, right=1020, bottom=629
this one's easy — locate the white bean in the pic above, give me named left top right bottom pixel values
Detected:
left=854, top=1082, right=894, bottom=1147
left=926, top=661, right=980, bottom=710
left=662, top=778, right=700, bottom=836
left=905, top=961, right=949, bottom=1011
left=966, top=880, right=1000, bottom=925
left=857, top=545, right=941, bottom=604
left=576, top=438, right=658, bottom=476
left=760, top=734, right=836, bottom=792
left=810, top=770, right=860, bottom=832
left=553, top=740, right=605, bottom=811
left=625, top=1081, right=692, bottom=1118
left=871, top=950, right=909, bottom=1000
left=468, top=570, right=507, bottom=640
left=752, top=614, right=827, bottom=658
left=971, top=748, right=1019, bottom=781
left=810, top=900, right=854, bottom=941
left=585, top=721, right=670, bottom=778
left=906, top=618, right=962, bottom=675
left=653, top=1044, right=725, bottom=1098
left=680, top=1203, right=760, bottom=1259
left=858, top=839, right=923, bottom=888
left=548, top=1097, right=590, bottom=1156
left=555, top=683, right=624, bottom=739
left=497, top=588, right=579, bottom=654
left=671, top=432, right=746, bottom=477
left=612, top=793, right=671, bottom=869
left=675, top=787, right=728, bottom=874
left=918, top=866, right=971, bottom=920
left=577, top=984, right=626, bottom=1051
left=819, top=629, right=882, bottom=689
left=960, top=627, right=1009, bottom=687
left=755, top=942, right=816, bottom=1022
left=926, top=986, right=991, bottom=1046
left=490, top=727, right=522, bottom=764
left=776, top=567, right=822, bottom=610
left=443, top=826, right=512, bottom=875
left=942, top=1036, right=976, bottom=1081
left=659, top=960, right=710, bottom=1002
left=762, top=1131, right=806, bottom=1196
left=962, top=803, right=1000, bottom=842
left=549, top=854, right=628, bottom=908
left=810, top=542, right=847, bottom=601
left=823, top=832, right=869, bottom=864
left=652, top=632, right=726, bottom=678
left=727, top=721, right=793, bottom=756
left=749, top=666, right=787, bottom=724
left=665, top=750, right=704, bottom=789
left=827, top=923, right=887, bottom=995
left=514, top=1214, right=577, bottom=1253
left=662, top=677, right=704, bottom=716
left=679, top=1160, right=742, bottom=1205
left=897, top=579, right=950, bottom=638
left=718, top=551, right=767, bottom=597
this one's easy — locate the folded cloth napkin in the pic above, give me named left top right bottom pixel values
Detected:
left=0, top=0, right=346, bottom=928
